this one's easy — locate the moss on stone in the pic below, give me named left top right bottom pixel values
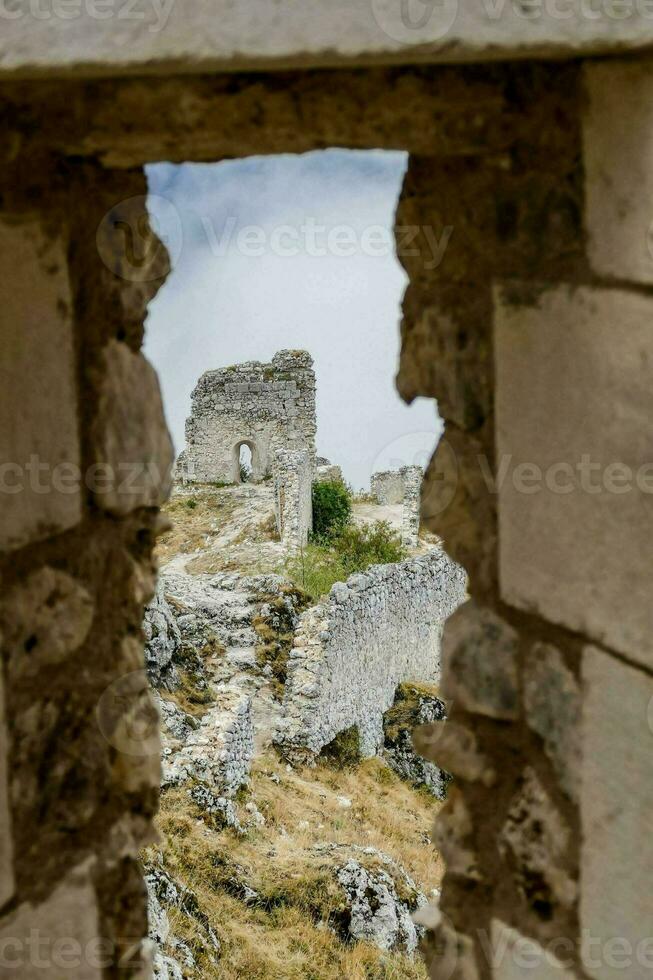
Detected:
left=383, top=682, right=443, bottom=745
left=253, top=586, right=310, bottom=697
left=319, top=725, right=361, bottom=769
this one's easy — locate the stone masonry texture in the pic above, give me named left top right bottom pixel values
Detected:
left=275, top=550, right=466, bottom=761
left=179, top=350, right=316, bottom=484
left=371, top=466, right=422, bottom=546
left=0, top=50, right=652, bottom=980
left=273, top=448, right=313, bottom=549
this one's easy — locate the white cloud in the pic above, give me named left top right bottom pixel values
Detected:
left=144, top=150, right=441, bottom=490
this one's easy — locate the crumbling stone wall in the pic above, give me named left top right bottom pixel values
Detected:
left=275, top=550, right=466, bottom=762
left=400, top=466, right=422, bottom=548
left=371, top=470, right=405, bottom=505
left=397, top=59, right=653, bottom=980
left=273, top=449, right=313, bottom=549
left=181, top=350, right=316, bottom=484
left=1, top=50, right=652, bottom=980
left=315, top=459, right=343, bottom=484
left=0, top=165, right=173, bottom=976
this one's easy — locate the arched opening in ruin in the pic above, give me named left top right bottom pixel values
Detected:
left=235, top=439, right=254, bottom=483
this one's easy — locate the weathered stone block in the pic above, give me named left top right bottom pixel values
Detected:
left=432, top=786, right=480, bottom=881
left=524, top=643, right=580, bottom=802
left=413, top=721, right=496, bottom=787
left=2, top=567, right=94, bottom=680
left=441, top=600, right=519, bottom=720
left=583, top=60, right=653, bottom=285
left=499, top=767, right=576, bottom=916
left=0, top=860, right=103, bottom=978
left=580, top=647, right=653, bottom=980
left=0, top=218, right=81, bottom=550
left=2, top=5, right=653, bottom=79
left=92, top=340, right=174, bottom=516
left=0, top=666, right=14, bottom=909
left=96, top=666, right=161, bottom=795
left=489, top=920, right=579, bottom=979
left=423, top=921, right=480, bottom=980
left=495, top=283, right=653, bottom=669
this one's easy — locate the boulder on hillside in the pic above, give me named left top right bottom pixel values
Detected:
left=383, top=683, right=452, bottom=800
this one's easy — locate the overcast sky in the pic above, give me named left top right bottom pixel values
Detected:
left=144, top=150, right=442, bottom=490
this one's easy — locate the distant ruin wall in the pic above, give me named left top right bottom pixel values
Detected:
left=371, top=466, right=422, bottom=546
left=274, top=449, right=313, bottom=549
left=371, top=470, right=404, bottom=505
left=181, top=349, right=316, bottom=483
left=315, top=462, right=343, bottom=484
left=400, top=466, right=422, bottom=548
left=275, top=549, right=467, bottom=761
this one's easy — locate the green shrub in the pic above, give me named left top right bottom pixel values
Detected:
left=285, top=521, right=406, bottom=600
left=311, top=480, right=352, bottom=540
left=186, top=498, right=198, bottom=510
left=285, top=543, right=348, bottom=600
left=335, top=521, right=406, bottom=573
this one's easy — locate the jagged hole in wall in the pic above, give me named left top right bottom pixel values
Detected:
left=140, top=150, right=464, bottom=979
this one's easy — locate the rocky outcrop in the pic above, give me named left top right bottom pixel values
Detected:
left=337, top=860, right=422, bottom=954
left=275, top=549, right=466, bottom=762
left=311, top=843, right=427, bottom=954
left=162, top=685, right=254, bottom=797
left=383, top=683, right=451, bottom=800
left=146, top=865, right=220, bottom=979
left=143, top=583, right=183, bottom=688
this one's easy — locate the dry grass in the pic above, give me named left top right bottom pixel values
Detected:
left=187, top=547, right=283, bottom=577
left=145, top=751, right=442, bottom=979
left=156, top=486, right=283, bottom=575
left=155, top=491, right=241, bottom=565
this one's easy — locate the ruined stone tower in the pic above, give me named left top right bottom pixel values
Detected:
left=178, top=349, right=316, bottom=483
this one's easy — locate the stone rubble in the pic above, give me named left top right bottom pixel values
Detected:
left=162, top=686, right=254, bottom=797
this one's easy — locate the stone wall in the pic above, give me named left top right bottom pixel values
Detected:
left=315, top=461, right=343, bottom=484
left=371, top=470, right=405, bottom=505
left=0, top=168, right=173, bottom=976
left=371, top=466, right=422, bottom=546
left=181, top=350, right=316, bottom=483
left=275, top=549, right=466, bottom=761
left=396, top=59, right=653, bottom=980
left=273, top=449, right=313, bottom=550
left=1, top=51, right=652, bottom=980
left=400, top=466, right=422, bottom=548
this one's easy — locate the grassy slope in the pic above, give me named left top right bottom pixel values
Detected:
left=148, top=487, right=443, bottom=978
left=146, top=751, right=440, bottom=979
